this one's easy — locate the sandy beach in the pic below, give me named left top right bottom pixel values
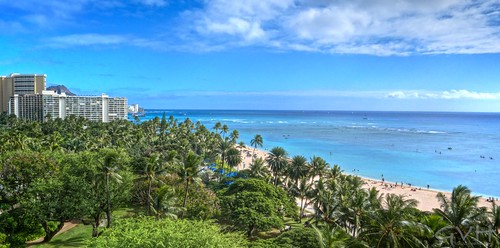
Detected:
left=237, top=146, right=499, bottom=213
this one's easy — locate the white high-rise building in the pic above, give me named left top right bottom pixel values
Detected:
left=9, top=91, right=128, bottom=122
left=128, top=103, right=140, bottom=113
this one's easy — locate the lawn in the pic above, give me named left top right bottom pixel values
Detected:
left=29, top=224, right=92, bottom=248
left=29, top=207, right=138, bottom=247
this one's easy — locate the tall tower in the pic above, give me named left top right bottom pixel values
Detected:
left=0, top=73, right=46, bottom=113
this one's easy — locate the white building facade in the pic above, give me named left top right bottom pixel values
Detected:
left=9, top=91, right=128, bottom=122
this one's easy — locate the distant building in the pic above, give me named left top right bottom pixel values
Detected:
left=128, top=103, right=140, bottom=113
left=3, top=73, right=128, bottom=122
left=0, top=73, right=46, bottom=113
left=8, top=94, right=44, bottom=122
left=9, top=91, right=128, bottom=123
left=9, top=91, right=128, bottom=122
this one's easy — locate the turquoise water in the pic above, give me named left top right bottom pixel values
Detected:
left=138, top=110, right=500, bottom=197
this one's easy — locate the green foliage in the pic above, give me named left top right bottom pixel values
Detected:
left=313, top=225, right=358, bottom=248
left=21, top=175, right=69, bottom=242
left=0, top=150, right=58, bottom=209
left=0, top=208, right=44, bottom=246
left=266, top=147, right=289, bottom=186
left=2, top=111, right=498, bottom=248
left=88, top=217, right=247, bottom=248
left=186, top=186, right=220, bottom=220
left=433, top=185, right=491, bottom=247
left=219, top=179, right=298, bottom=237
left=360, top=194, right=429, bottom=248
left=0, top=151, right=62, bottom=244
left=171, top=177, right=220, bottom=220
left=60, top=151, right=135, bottom=237
left=274, top=227, right=319, bottom=248
left=248, top=238, right=282, bottom=248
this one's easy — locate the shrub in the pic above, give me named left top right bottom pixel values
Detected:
left=88, top=217, right=246, bottom=247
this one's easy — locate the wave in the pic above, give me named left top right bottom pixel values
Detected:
left=418, top=130, right=446, bottom=134
left=145, top=110, right=174, bottom=114
left=218, top=118, right=252, bottom=124
left=345, top=125, right=446, bottom=134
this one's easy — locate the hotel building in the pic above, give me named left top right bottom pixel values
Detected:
left=0, top=73, right=46, bottom=113
left=9, top=91, right=128, bottom=122
left=2, top=73, right=128, bottom=122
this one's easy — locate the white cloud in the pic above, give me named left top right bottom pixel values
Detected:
left=287, top=6, right=371, bottom=43
left=156, top=89, right=500, bottom=100
left=187, top=0, right=294, bottom=45
left=48, top=34, right=127, bottom=47
left=204, top=17, right=266, bottom=41
left=386, top=90, right=500, bottom=100
left=45, top=33, right=167, bottom=50
left=168, top=89, right=500, bottom=100
left=185, top=0, right=500, bottom=55
left=2, top=0, right=498, bottom=55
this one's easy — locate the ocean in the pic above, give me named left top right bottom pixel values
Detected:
left=138, top=110, right=500, bottom=197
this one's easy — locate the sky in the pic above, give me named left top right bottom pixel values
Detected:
left=0, top=0, right=499, bottom=111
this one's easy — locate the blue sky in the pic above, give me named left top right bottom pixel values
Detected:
left=0, top=0, right=499, bottom=111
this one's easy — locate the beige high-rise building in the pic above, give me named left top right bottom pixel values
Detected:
left=0, top=73, right=46, bottom=113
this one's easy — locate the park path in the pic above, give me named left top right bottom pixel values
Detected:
left=26, top=220, right=80, bottom=246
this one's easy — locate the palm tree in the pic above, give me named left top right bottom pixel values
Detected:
left=152, top=185, right=182, bottom=220
left=226, top=147, right=242, bottom=173
left=160, top=112, right=167, bottom=136
left=100, top=150, right=123, bottom=228
left=343, top=190, right=372, bottom=237
left=213, top=122, right=222, bottom=133
left=221, top=124, right=229, bottom=138
left=287, top=155, right=310, bottom=187
left=434, top=185, right=488, bottom=246
left=138, top=153, right=166, bottom=216
left=327, top=164, right=343, bottom=181
left=266, top=146, right=288, bottom=186
left=177, top=151, right=204, bottom=217
left=229, top=130, right=239, bottom=144
left=217, top=140, right=232, bottom=180
left=237, top=141, right=246, bottom=153
left=250, top=134, right=263, bottom=161
left=249, top=157, right=270, bottom=179
left=314, top=177, right=348, bottom=226
left=492, top=201, right=500, bottom=235
left=489, top=202, right=500, bottom=246
left=310, top=156, right=329, bottom=179
left=421, top=214, right=448, bottom=247
left=313, top=224, right=354, bottom=248
left=291, top=177, right=313, bottom=222
left=360, top=194, right=428, bottom=248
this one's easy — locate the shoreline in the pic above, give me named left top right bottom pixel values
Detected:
left=237, top=146, right=499, bottom=212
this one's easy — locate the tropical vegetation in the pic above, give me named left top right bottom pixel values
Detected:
left=0, top=113, right=498, bottom=247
